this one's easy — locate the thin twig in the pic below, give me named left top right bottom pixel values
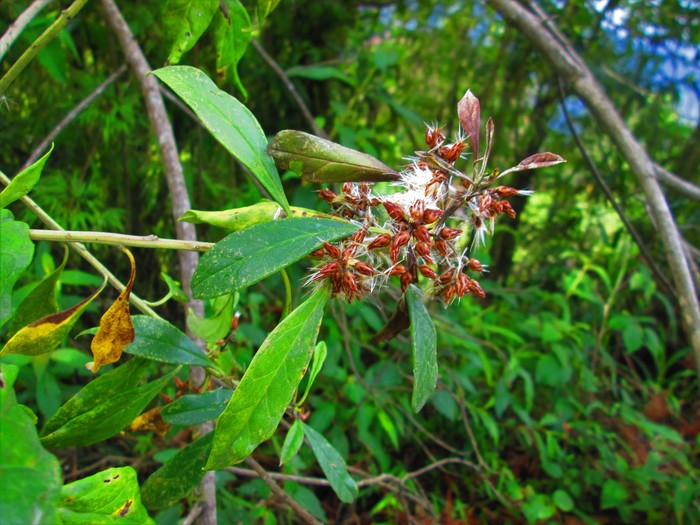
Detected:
left=181, top=505, right=203, bottom=525
left=654, top=164, right=700, bottom=201
left=557, top=78, right=675, bottom=294
left=251, top=39, right=328, bottom=139
left=0, top=169, right=158, bottom=318
left=21, top=65, right=128, bottom=170
left=0, top=0, right=90, bottom=96
left=244, top=457, right=324, bottom=525
left=29, top=229, right=214, bottom=252
left=0, top=0, right=54, bottom=60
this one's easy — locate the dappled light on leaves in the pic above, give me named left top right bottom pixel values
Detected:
left=87, top=248, right=136, bottom=373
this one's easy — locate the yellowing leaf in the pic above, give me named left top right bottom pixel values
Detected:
left=128, top=407, right=171, bottom=436
left=87, top=249, right=136, bottom=373
left=0, top=280, right=107, bottom=357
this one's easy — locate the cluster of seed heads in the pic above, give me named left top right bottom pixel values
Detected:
left=306, top=91, right=564, bottom=305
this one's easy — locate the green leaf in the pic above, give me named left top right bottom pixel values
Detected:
left=279, top=419, right=305, bottom=465
left=187, top=294, right=235, bottom=343
left=192, top=218, right=358, bottom=299
left=57, top=466, right=154, bottom=524
left=0, top=144, right=53, bottom=208
left=40, top=358, right=178, bottom=448
left=214, top=0, right=252, bottom=98
left=160, top=272, right=188, bottom=303
left=153, top=66, right=291, bottom=215
left=601, top=479, right=627, bottom=509
left=0, top=365, right=62, bottom=525
left=126, top=315, right=217, bottom=368
left=405, top=285, right=438, bottom=412
left=268, top=130, right=399, bottom=183
left=302, top=422, right=358, bottom=503
left=552, top=489, right=574, bottom=511
left=1, top=280, right=106, bottom=357
left=297, top=340, right=327, bottom=406
left=206, top=286, right=328, bottom=469
left=255, top=0, right=281, bottom=22
left=9, top=246, right=68, bottom=336
left=141, top=433, right=213, bottom=511
left=0, top=210, right=34, bottom=328
left=286, top=65, right=356, bottom=86
left=163, top=0, right=218, bottom=64
left=180, top=201, right=343, bottom=231
left=161, top=390, right=231, bottom=426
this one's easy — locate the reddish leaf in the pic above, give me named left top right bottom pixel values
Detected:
left=87, top=248, right=136, bottom=373
left=457, top=90, right=481, bottom=156
left=500, top=152, right=566, bottom=177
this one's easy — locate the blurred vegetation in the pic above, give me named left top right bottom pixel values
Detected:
left=1, top=0, right=698, bottom=523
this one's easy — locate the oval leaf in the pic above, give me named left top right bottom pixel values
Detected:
left=153, top=66, right=291, bottom=215
left=180, top=201, right=342, bottom=231
left=161, top=390, right=231, bottom=426
left=205, top=286, right=329, bottom=469
left=1, top=279, right=106, bottom=357
left=126, top=315, right=216, bottom=368
left=163, top=0, right=218, bottom=64
left=267, top=130, right=399, bottom=183
left=88, top=248, right=137, bottom=373
left=8, top=245, right=68, bottom=336
left=0, top=210, right=35, bottom=328
left=192, top=217, right=358, bottom=299
left=302, top=422, right=358, bottom=503
left=406, top=285, right=438, bottom=412
left=141, top=432, right=214, bottom=511
left=214, top=0, right=252, bottom=98
left=57, top=466, right=154, bottom=524
left=0, top=144, right=53, bottom=209
left=500, top=152, right=566, bottom=177
left=279, top=419, right=304, bottom=465
left=457, top=89, right=481, bottom=156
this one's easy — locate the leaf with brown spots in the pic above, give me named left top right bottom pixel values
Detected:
left=1, top=279, right=107, bottom=357
left=87, top=248, right=136, bottom=373
left=128, top=406, right=171, bottom=436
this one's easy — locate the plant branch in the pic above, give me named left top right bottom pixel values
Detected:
left=484, top=0, right=700, bottom=378
left=0, top=0, right=90, bottom=96
left=0, top=0, right=55, bottom=61
left=28, top=229, right=214, bottom=252
left=654, top=164, right=700, bottom=201
left=21, top=64, right=128, bottom=170
left=98, top=0, right=215, bottom=522
left=251, top=39, right=329, bottom=140
left=0, top=170, right=158, bottom=318
left=243, top=457, right=324, bottom=525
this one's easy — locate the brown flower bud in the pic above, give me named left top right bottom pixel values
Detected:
left=434, top=239, right=449, bottom=256
left=443, top=285, right=456, bottom=305
left=494, top=186, right=519, bottom=197
left=467, top=258, right=483, bottom=272
left=309, top=247, right=325, bottom=258
left=342, top=272, right=358, bottom=295
left=439, top=228, right=463, bottom=240
left=439, top=141, right=465, bottom=163
left=425, top=126, right=445, bottom=148
left=387, top=264, right=407, bottom=276
left=351, top=228, right=367, bottom=244
left=414, top=224, right=431, bottom=243
left=400, top=272, right=412, bottom=291
left=501, top=200, right=516, bottom=218
left=367, top=233, right=391, bottom=250
left=468, top=279, right=486, bottom=298
left=415, top=241, right=433, bottom=261
left=409, top=199, right=425, bottom=222
left=439, top=269, right=455, bottom=284
left=423, top=208, right=442, bottom=224
left=318, top=189, right=338, bottom=203
left=456, top=273, right=469, bottom=297
left=313, top=261, right=341, bottom=280
left=418, top=264, right=439, bottom=280
left=391, top=230, right=411, bottom=262
left=354, top=261, right=377, bottom=276
left=323, top=241, right=341, bottom=259
left=383, top=201, right=405, bottom=221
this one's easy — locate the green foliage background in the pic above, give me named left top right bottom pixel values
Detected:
left=1, top=0, right=698, bottom=524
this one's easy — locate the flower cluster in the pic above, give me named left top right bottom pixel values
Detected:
left=307, top=91, right=564, bottom=305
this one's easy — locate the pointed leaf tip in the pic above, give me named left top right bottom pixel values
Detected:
left=458, top=90, right=481, bottom=156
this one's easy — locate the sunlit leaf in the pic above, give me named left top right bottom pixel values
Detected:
left=214, top=0, right=251, bottom=98
left=40, top=358, right=178, bottom=448
left=302, top=422, right=358, bottom=503
left=457, top=89, right=481, bottom=156
left=405, top=285, right=438, bottom=412
left=192, top=218, right=358, bottom=299
left=0, top=144, right=53, bottom=208
left=206, top=286, right=328, bottom=469
left=0, top=210, right=34, bottom=329
left=161, top=390, right=231, bottom=426
left=87, top=248, right=136, bottom=373
left=279, top=419, right=304, bottom=465
left=1, top=279, right=106, bottom=357
left=163, top=0, right=218, bottom=64
left=267, top=130, right=399, bottom=183
left=126, top=315, right=217, bottom=369
left=255, top=0, right=281, bottom=22
left=8, top=245, right=67, bottom=336
left=180, top=201, right=342, bottom=231
left=141, top=433, right=213, bottom=510
left=187, top=293, right=235, bottom=343
left=57, top=466, right=154, bottom=524
left=153, top=66, right=291, bottom=215
left=0, top=364, right=62, bottom=525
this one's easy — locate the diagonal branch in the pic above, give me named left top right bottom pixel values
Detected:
left=484, top=0, right=700, bottom=378
left=654, top=165, right=700, bottom=201
left=0, top=0, right=54, bottom=60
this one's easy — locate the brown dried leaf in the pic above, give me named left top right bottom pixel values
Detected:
left=128, top=406, right=171, bottom=436
left=87, top=248, right=136, bottom=373
left=457, top=90, right=481, bottom=156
